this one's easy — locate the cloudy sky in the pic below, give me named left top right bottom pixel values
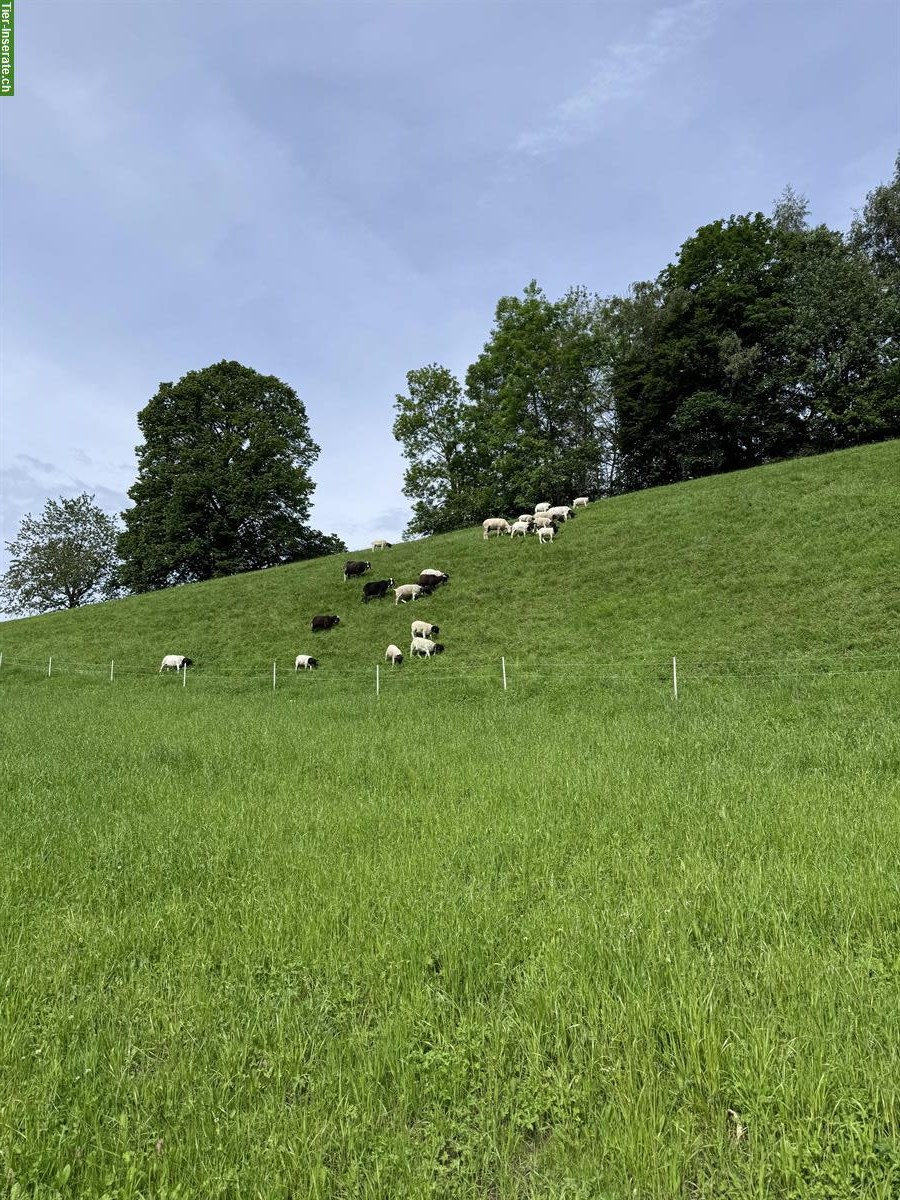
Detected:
left=1, top=0, right=897, bottom=589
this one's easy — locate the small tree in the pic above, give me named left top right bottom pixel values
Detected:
left=1, top=494, right=121, bottom=615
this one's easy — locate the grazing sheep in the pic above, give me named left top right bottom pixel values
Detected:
left=418, top=569, right=449, bottom=587
left=343, top=560, right=371, bottom=581
left=573, top=496, right=589, bottom=508
left=295, top=655, right=319, bottom=670
left=532, top=514, right=555, bottom=528
left=537, top=525, right=555, bottom=544
left=483, top=518, right=510, bottom=539
left=509, top=520, right=531, bottom=537
left=159, top=654, right=192, bottom=672
left=385, top=644, right=404, bottom=665
left=372, top=539, right=392, bottom=550
left=411, top=636, right=445, bottom=657
left=394, top=583, right=426, bottom=605
left=362, top=578, right=394, bottom=603
left=547, top=505, right=572, bottom=521
left=311, top=614, right=340, bottom=631
left=518, top=514, right=534, bottom=524
left=411, top=619, right=440, bottom=640
left=534, top=502, right=551, bottom=513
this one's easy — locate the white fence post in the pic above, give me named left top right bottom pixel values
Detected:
left=48, top=656, right=52, bottom=678
left=0, top=651, right=3, bottom=671
left=501, top=656, right=507, bottom=691
left=110, top=660, right=114, bottom=683
left=673, top=656, right=678, bottom=701
left=273, top=661, right=277, bottom=692
left=376, top=664, right=380, bottom=698
left=183, top=661, right=187, bottom=687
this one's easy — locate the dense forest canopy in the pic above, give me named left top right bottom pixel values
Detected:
left=394, top=157, right=900, bottom=536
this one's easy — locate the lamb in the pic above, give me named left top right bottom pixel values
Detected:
left=482, top=518, right=510, bottom=539
left=410, top=636, right=445, bottom=657
left=532, top=514, right=555, bottom=528
left=159, top=654, right=192, bottom=672
left=362, top=578, right=394, bottom=603
left=509, top=520, right=531, bottom=537
left=534, top=502, right=551, bottom=513
left=385, top=644, right=404, bottom=665
left=547, top=505, right=572, bottom=521
left=573, top=497, right=589, bottom=508
left=537, top=525, right=555, bottom=544
left=394, top=583, right=427, bottom=605
left=294, top=655, right=319, bottom=670
left=411, top=619, right=440, bottom=640
left=372, top=539, right=392, bottom=550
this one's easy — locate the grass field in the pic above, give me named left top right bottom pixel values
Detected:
left=2, top=442, right=900, bottom=1197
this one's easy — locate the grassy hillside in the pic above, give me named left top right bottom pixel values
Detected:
left=1, top=440, right=898, bottom=683
left=2, top=442, right=900, bottom=1199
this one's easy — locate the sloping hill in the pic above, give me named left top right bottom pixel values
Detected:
left=1, top=440, right=898, bottom=677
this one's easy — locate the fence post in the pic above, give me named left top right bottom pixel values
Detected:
left=501, top=656, right=507, bottom=691
left=273, top=661, right=277, bottom=692
left=0, top=651, right=3, bottom=671
left=48, top=656, right=52, bottom=678
left=183, top=661, right=187, bottom=687
left=672, top=656, right=678, bottom=701
left=110, top=660, right=114, bottom=683
left=376, top=664, right=380, bottom=698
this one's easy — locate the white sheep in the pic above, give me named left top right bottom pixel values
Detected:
left=532, top=514, right=554, bottom=528
left=509, top=520, right=531, bottom=537
left=534, top=502, right=551, bottom=513
left=294, top=655, right=319, bottom=670
left=385, top=644, right=404, bottom=665
left=159, top=654, right=192, bottom=672
left=411, top=619, right=440, bottom=640
left=372, top=538, right=392, bottom=550
left=410, top=636, right=445, bottom=657
left=394, top=583, right=425, bottom=605
left=547, top=505, right=572, bottom=521
left=573, top=497, right=589, bottom=508
left=537, top=525, right=555, bottom=544
left=482, top=518, right=510, bottom=539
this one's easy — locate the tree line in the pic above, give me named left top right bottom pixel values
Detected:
left=3, top=158, right=897, bottom=614
left=393, top=160, right=899, bottom=535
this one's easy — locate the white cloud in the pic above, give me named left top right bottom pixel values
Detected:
left=513, top=0, right=720, bottom=157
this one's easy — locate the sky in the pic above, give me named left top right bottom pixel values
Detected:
left=1, top=0, right=898, bottom=599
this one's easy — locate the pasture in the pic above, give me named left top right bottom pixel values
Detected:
left=2, top=441, right=900, bottom=1197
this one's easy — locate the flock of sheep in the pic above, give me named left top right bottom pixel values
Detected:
left=158, top=496, right=589, bottom=675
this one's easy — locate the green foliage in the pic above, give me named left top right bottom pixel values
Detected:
left=0, top=493, right=120, bottom=615
left=118, top=360, right=343, bottom=592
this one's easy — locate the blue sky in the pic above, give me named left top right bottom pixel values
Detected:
left=1, top=0, right=897, bottom=590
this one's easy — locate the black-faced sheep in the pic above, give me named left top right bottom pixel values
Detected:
left=311, top=614, right=340, bottom=631
left=159, top=654, right=192, bottom=672
left=410, top=636, right=445, bottom=657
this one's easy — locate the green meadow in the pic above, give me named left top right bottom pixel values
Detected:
left=2, top=442, right=900, bottom=1198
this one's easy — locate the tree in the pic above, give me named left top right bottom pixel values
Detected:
left=0, top=494, right=121, bottom=615
left=392, top=365, right=478, bottom=537
left=118, top=361, right=343, bottom=591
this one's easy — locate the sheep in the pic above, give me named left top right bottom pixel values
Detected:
left=532, top=513, right=555, bottom=528
left=159, top=654, right=192, bottom=672
left=418, top=569, right=449, bottom=587
left=311, top=614, right=340, bottom=631
left=294, top=655, right=319, bottom=670
left=372, top=539, right=392, bottom=550
left=385, top=644, right=404, bottom=665
left=547, top=505, right=572, bottom=521
left=509, top=520, right=531, bottom=537
left=411, top=636, right=445, bottom=657
left=394, top=583, right=427, bottom=605
left=343, top=560, right=371, bottom=581
left=362, top=578, right=394, bottom=603
left=411, top=619, right=440, bottom=640
left=534, top=502, right=551, bottom=513
left=518, top=514, right=534, bottom=524
left=537, top=525, right=555, bottom=544
left=483, top=518, right=510, bottom=539
left=573, top=496, right=589, bottom=508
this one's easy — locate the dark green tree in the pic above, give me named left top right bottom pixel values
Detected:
left=118, top=361, right=343, bottom=591
left=1, top=493, right=121, bottom=615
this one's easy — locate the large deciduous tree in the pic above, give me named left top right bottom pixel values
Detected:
left=118, top=361, right=343, bottom=592
left=1, top=494, right=121, bottom=615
